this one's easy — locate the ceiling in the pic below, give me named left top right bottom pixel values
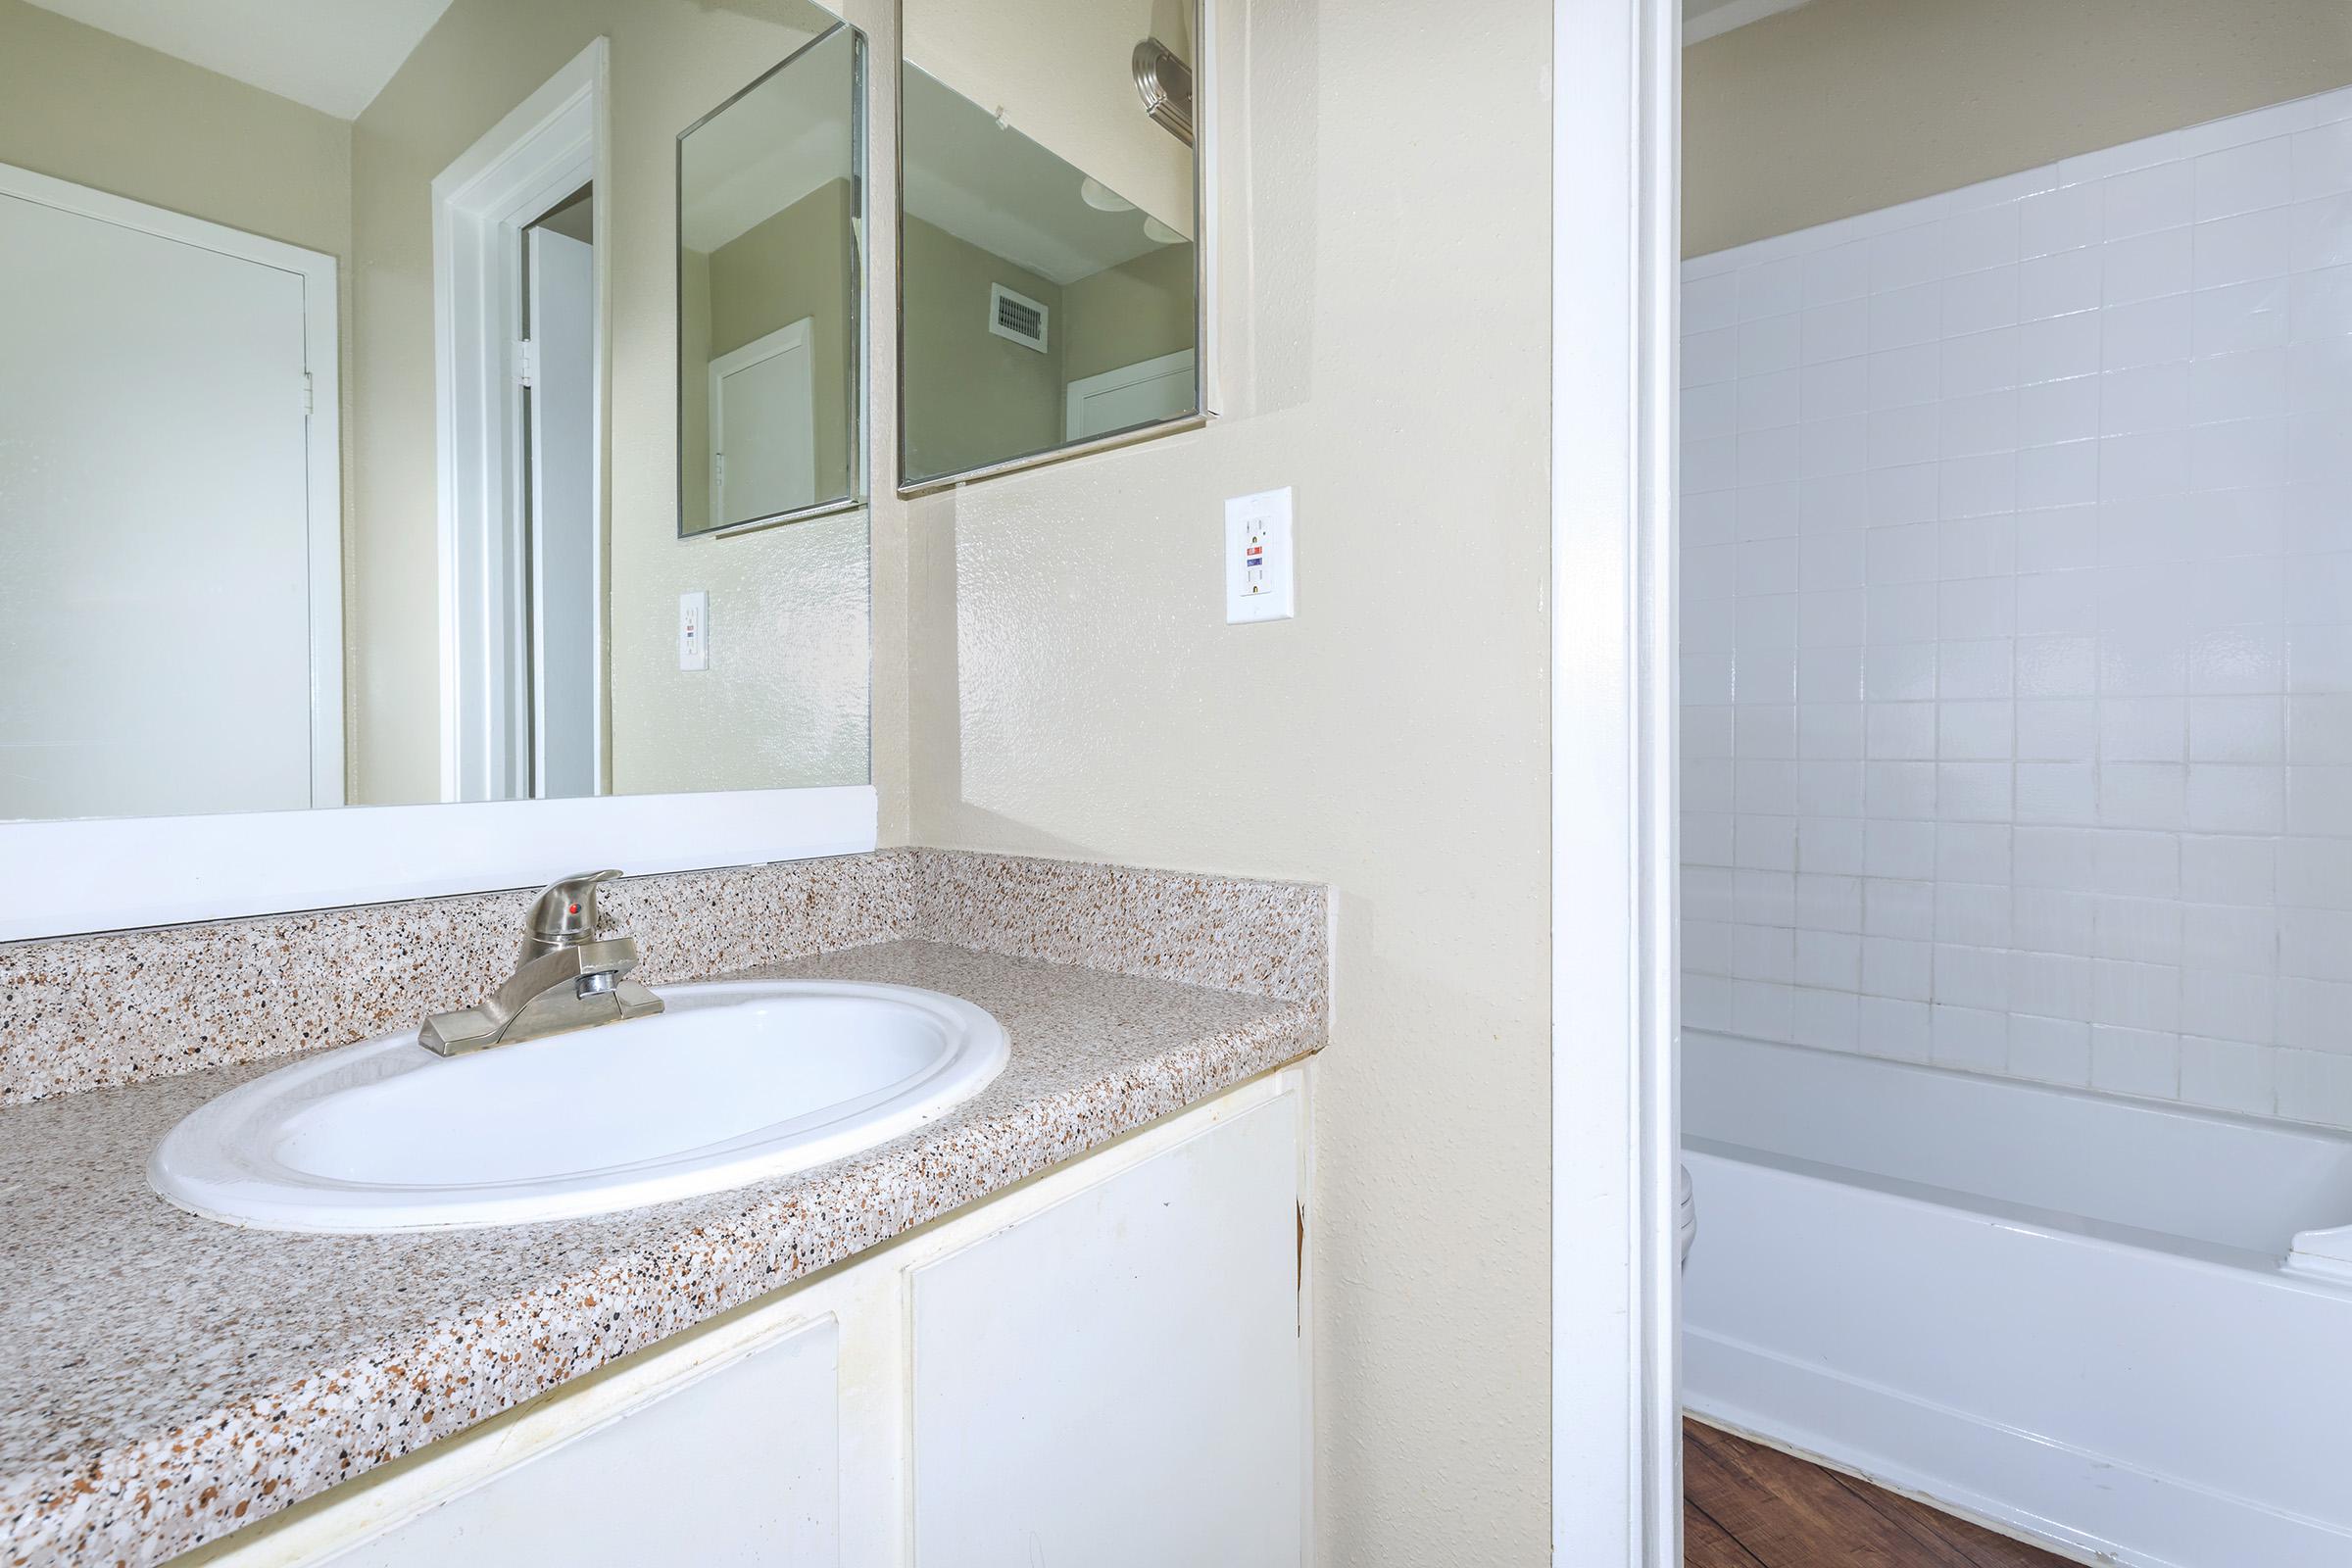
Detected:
left=679, top=52, right=854, bottom=255
left=23, top=0, right=457, bottom=119
left=1686, top=0, right=1815, bottom=46
left=900, top=66, right=1179, bottom=288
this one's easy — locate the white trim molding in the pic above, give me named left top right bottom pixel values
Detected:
left=1552, top=0, right=1681, bottom=1562
left=1062, top=348, right=1198, bottom=442
left=432, top=37, right=610, bottom=803
left=0, top=159, right=345, bottom=810
left=0, top=786, right=877, bottom=942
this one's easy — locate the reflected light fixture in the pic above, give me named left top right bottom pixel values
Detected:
left=1080, top=176, right=1136, bottom=213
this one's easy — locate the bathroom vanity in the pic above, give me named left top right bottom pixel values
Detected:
left=0, top=852, right=1326, bottom=1567
left=199, top=1067, right=1310, bottom=1568
left=0, top=0, right=1259, bottom=1560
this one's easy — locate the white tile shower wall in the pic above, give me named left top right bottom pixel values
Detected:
left=1681, top=85, right=2352, bottom=1131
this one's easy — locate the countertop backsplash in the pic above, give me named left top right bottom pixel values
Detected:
left=0, top=848, right=1330, bottom=1105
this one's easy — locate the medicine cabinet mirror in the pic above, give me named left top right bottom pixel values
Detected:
left=678, top=23, right=866, bottom=538
left=896, top=0, right=1206, bottom=493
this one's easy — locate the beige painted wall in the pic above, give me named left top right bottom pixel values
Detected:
left=0, top=0, right=351, bottom=261
left=346, top=0, right=869, bottom=803
left=900, top=215, right=1066, bottom=480
left=1686, top=0, right=2352, bottom=257
left=893, top=0, right=1552, bottom=1556
left=683, top=177, right=857, bottom=532
left=1059, top=241, right=1196, bottom=384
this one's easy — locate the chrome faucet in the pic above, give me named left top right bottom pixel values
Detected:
left=419, top=870, right=664, bottom=1056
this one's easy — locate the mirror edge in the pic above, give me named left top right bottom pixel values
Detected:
left=676, top=20, right=871, bottom=542
left=891, top=0, right=1211, bottom=498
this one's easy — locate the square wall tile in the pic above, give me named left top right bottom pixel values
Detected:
left=1683, top=95, right=2352, bottom=1130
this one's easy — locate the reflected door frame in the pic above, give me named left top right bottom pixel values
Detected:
left=0, top=159, right=345, bottom=809
left=431, top=38, right=611, bottom=804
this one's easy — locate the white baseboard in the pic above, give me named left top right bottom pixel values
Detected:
left=1685, top=1328, right=2352, bottom=1568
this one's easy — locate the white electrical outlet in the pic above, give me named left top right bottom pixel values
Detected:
left=1225, top=487, right=1296, bottom=624
left=678, top=591, right=710, bottom=671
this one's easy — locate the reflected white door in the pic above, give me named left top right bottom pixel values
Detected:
left=0, top=173, right=337, bottom=820
left=525, top=225, right=599, bottom=800
left=1063, top=348, right=1196, bottom=442
left=709, top=318, right=815, bottom=527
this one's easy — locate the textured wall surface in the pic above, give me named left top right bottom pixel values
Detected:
left=896, top=0, right=1554, bottom=1557
left=1681, top=86, right=2352, bottom=1129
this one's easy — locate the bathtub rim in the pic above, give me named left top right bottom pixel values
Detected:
left=1687, top=1026, right=2352, bottom=1268
left=1683, top=1026, right=2352, bottom=1149
left=1686, top=1132, right=2352, bottom=1297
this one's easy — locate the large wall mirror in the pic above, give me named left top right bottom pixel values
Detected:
left=0, top=0, right=868, bottom=830
left=897, top=0, right=1205, bottom=493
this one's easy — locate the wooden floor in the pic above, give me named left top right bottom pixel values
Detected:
left=1684, top=1419, right=2072, bottom=1568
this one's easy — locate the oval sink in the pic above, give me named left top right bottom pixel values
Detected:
left=150, top=980, right=1009, bottom=1234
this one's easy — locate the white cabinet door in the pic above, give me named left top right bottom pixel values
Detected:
left=908, top=1095, right=1303, bottom=1567
left=323, top=1317, right=841, bottom=1567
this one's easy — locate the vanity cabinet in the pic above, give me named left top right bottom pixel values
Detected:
left=909, top=1081, right=1304, bottom=1565
left=198, top=1068, right=1309, bottom=1568
left=320, top=1320, right=844, bottom=1565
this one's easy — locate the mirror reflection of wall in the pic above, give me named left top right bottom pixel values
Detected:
left=898, top=0, right=1202, bottom=491
left=0, top=0, right=870, bottom=824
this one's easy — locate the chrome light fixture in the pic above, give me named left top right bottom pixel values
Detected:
left=1132, top=38, right=1194, bottom=146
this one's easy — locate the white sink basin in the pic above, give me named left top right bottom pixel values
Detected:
left=150, top=980, right=1008, bottom=1234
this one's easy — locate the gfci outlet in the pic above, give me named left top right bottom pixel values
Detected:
left=678, top=591, right=710, bottom=671
left=1225, top=487, right=1295, bottom=624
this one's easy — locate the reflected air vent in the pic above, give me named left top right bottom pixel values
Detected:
left=989, top=283, right=1049, bottom=352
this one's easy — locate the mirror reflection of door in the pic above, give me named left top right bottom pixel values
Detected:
left=524, top=198, right=600, bottom=801
left=710, top=318, right=818, bottom=527
left=1064, top=347, right=1196, bottom=443
left=0, top=166, right=341, bottom=820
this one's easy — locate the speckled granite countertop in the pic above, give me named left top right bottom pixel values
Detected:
left=0, top=936, right=1325, bottom=1568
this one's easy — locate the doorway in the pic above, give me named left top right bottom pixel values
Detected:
left=431, top=39, right=609, bottom=804
left=524, top=186, right=599, bottom=801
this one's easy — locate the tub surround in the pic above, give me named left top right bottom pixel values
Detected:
left=1681, top=83, right=2352, bottom=1131
left=0, top=854, right=1328, bottom=1567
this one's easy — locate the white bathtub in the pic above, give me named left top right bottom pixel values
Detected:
left=1682, top=1029, right=2352, bottom=1568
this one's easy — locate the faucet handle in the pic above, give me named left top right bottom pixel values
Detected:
left=525, top=869, right=623, bottom=954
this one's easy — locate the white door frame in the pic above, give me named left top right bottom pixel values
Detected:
left=0, top=159, right=345, bottom=808
left=1062, top=347, right=1198, bottom=442
left=432, top=37, right=611, bottom=803
left=707, top=316, right=815, bottom=526
left=1551, top=0, right=1680, bottom=1563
